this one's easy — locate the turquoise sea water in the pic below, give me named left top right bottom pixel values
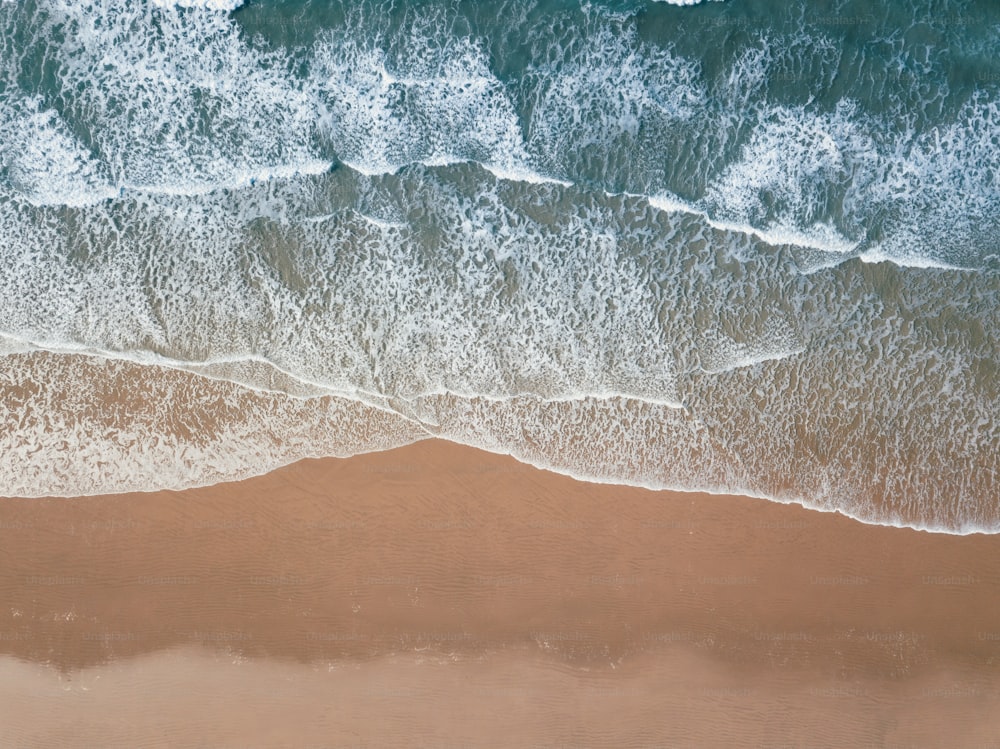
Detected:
left=0, top=0, right=997, bottom=532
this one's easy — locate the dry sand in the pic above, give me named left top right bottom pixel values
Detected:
left=1, top=439, right=999, bottom=747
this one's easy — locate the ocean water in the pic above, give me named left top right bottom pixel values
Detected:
left=0, top=0, right=996, bottom=532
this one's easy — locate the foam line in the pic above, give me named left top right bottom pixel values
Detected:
left=150, top=0, right=244, bottom=10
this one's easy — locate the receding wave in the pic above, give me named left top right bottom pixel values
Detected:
left=3, top=345, right=997, bottom=535
left=0, top=351, right=427, bottom=497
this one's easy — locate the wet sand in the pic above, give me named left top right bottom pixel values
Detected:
left=2, top=439, right=1000, bottom=747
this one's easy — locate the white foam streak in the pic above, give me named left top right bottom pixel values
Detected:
left=698, top=346, right=805, bottom=375
left=479, top=163, right=573, bottom=187
left=119, top=160, right=335, bottom=199
left=0, top=331, right=399, bottom=407
left=150, top=0, right=244, bottom=9
left=646, top=193, right=859, bottom=255
left=857, top=246, right=972, bottom=272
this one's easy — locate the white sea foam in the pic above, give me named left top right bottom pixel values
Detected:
left=120, top=159, right=335, bottom=199
left=33, top=0, right=323, bottom=200
left=2, top=0, right=549, bottom=199
left=856, top=246, right=972, bottom=271
left=479, top=163, right=573, bottom=188
left=527, top=19, right=705, bottom=183
left=697, top=344, right=805, bottom=375
left=865, top=91, right=1000, bottom=268
left=311, top=28, right=533, bottom=183
left=648, top=89, right=1000, bottom=269
left=0, top=333, right=38, bottom=356
left=150, top=0, right=244, bottom=9
left=0, top=95, right=116, bottom=207
left=699, top=101, right=870, bottom=253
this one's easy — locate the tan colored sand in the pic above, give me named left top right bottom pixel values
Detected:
left=3, top=645, right=999, bottom=749
left=1, top=440, right=1000, bottom=747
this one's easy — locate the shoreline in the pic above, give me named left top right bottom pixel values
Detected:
left=4, top=349, right=995, bottom=534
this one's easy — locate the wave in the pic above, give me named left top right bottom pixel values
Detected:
left=2, top=348, right=996, bottom=536
left=2, top=0, right=998, bottom=269
left=2, top=0, right=325, bottom=203
left=0, top=162, right=817, bottom=408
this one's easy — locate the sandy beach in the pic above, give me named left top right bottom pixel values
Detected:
left=2, top=0, right=999, bottom=746
left=2, top=439, right=1000, bottom=747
